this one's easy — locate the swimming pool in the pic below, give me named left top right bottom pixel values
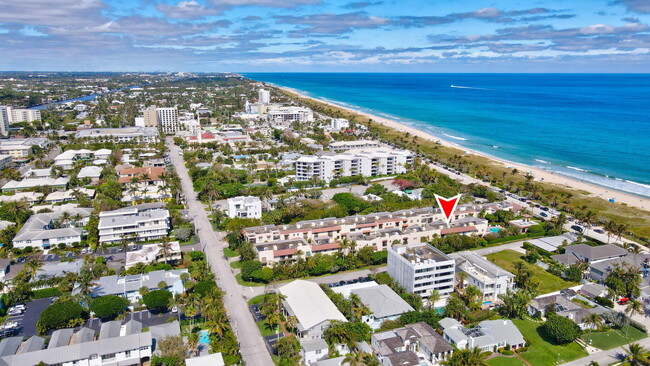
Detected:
left=489, top=227, right=500, bottom=233
left=482, top=301, right=493, bottom=305
left=199, top=330, right=210, bottom=344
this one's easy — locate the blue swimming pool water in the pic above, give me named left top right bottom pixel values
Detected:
left=483, top=301, right=494, bottom=305
left=199, top=330, right=209, bottom=344
left=489, top=228, right=500, bottom=233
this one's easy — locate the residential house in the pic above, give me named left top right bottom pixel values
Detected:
left=346, top=284, right=414, bottom=330
left=125, top=242, right=182, bottom=269
left=12, top=208, right=92, bottom=249
left=2, top=177, right=69, bottom=192
left=439, top=318, right=526, bottom=352
left=90, top=269, right=187, bottom=302
left=372, top=322, right=454, bottom=365
left=227, top=196, right=262, bottom=219
left=278, top=280, right=347, bottom=340
left=528, top=294, right=599, bottom=330
left=300, top=338, right=329, bottom=365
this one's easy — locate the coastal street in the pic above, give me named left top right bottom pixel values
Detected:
left=166, top=138, right=274, bottom=365
left=560, top=337, right=650, bottom=366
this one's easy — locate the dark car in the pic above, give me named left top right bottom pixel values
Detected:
left=571, top=225, right=584, bottom=233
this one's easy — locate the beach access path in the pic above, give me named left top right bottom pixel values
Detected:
left=166, top=138, right=274, bottom=365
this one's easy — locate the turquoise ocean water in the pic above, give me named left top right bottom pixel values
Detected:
left=245, top=73, right=650, bottom=198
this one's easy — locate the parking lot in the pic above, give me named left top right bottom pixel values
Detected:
left=326, top=276, right=373, bottom=288
left=5, top=297, right=53, bottom=337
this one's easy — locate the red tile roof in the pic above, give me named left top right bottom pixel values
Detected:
left=441, top=226, right=477, bottom=235
left=273, top=248, right=298, bottom=257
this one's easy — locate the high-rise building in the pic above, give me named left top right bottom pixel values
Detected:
left=258, top=89, right=270, bottom=104
left=388, top=243, right=455, bottom=299
left=156, top=107, right=179, bottom=133
left=143, top=106, right=158, bottom=128
left=11, top=108, right=41, bottom=123
left=0, top=106, right=10, bottom=136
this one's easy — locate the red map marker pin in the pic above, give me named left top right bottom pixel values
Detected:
left=434, top=194, right=461, bottom=223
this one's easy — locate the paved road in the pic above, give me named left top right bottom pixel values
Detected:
left=6, top=298, right=52, bottom=337
left=167, top=138, right=274, bottom=366
left=560, top=336, right=650, bottom=366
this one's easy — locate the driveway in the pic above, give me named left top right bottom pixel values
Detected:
left=167, top=138, right=274, bottom=365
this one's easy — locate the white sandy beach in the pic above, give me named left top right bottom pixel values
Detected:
left=281, top=86, right=650, bottom=211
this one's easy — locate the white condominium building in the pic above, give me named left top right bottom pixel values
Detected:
left=0, top=106, right=10, bottom=136
left=295, top=149, right=414, bottom=183
left=267, top=106, right=314, bottom=124
left=330, top=118, right=349, bottom=131
left=450, top=251, right=515, bottom=302
left=98, top=203, right=170, bottom=244
left=75, top=127, right=160, bottom=143
left=227, top=196, right=262, bottom=219
left=157, top=107, right=179, bottom=133
left=388, top=243, right=456, bottom=298
left=258, top=89, right=271, bottom=104
left=0, top=106, right=42, bottom=135
left=329, top=140, right=381, bottom=152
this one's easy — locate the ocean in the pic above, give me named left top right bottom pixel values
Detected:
left=245, top=73, right=650, bottom=198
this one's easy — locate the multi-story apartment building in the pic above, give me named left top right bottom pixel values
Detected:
left=143, top=106, right=159, bottom=127
left=92, top=269, right=187, bottom=302
left=0, top=137, right=50, bottom=160
left=267, top=106, right=314, bottom=124
left=98, top=203, right=170, bottom=244
left=330, top=118, right=349, bottom=131
left=388, top=243, right=456, bottom=298
left=0, top=106, right=42, bottom=135
left=76, top=127, right=160, bottom=143
left=295, top=149, right=414, bottom=183
left=227, top=196, right=262, bottom=219
left=54, top=148, right=112, bottom=169
left=328, top=140, right=381, bottom=152
left=258, top=89, right=271, bottom=104
left=450, top=251, right=515, bottom=303
left=243, top=201, right=514, bottom=265
left=156, top=107, right=179, bottom=133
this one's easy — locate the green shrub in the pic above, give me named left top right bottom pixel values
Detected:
left=501, top=350, right=514, bottom=355
left=143, top=290, right=172, bottom=311
left=90, top=295, right=129, bottom=319
left=37, top=301, right=87, bottom=334
left=543, top=315, right=581, bottom=343
left=594, top=296, right=614, bottom=308
left=32, top=287, right=62, bottom=299
left=630, top=319, right=648, bottom=333
left=370, top=250, right=388, bottom=264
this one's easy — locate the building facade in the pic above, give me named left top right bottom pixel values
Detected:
left=388, top=243, right=456, bottom=298
left=157, top=107, right=179, bottom=133
left=267, top=106, right=314, bottom=124
left=227, top=196, right=262, bottom=219
left=450, top=251, right=515, bottom=303
left=98, top=204, right=170, bottom=244
left=258, top=89, right=271, bottom=104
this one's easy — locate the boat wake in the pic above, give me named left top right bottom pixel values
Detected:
left=442, top=133, right=467, bottom=141
left=450, top=85, right=489, bottom=90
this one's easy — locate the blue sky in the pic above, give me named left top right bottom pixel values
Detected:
left=0, top=0, right=649, bottom=72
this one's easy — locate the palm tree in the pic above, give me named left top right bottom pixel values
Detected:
left=626, top=300, right=643, bottom=335
left=343, top=351, right=369, bottom=366
left=205, top=310, right=229, bottom=337
left=25, top=258, right=43, bottom=282
left=158, top=237, right=173, bottom=264
left=187, top=332, right=200, bottom=357
left=583, top=313, right=603, bottom=344
left=457, top=271, right=468, bottom=290
left=427, top=290, right=441, bottom=309
left=441, top=347, right=488, bottom=366
left=605, top=221, right=617, bottom=243
left=349, top=293, right=371, bottom=321
left=623, top=343, right=650, bottom=366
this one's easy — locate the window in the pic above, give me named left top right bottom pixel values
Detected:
left=102, top=353, right=116, bottom=360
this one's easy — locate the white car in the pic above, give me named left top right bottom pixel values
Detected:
left=7, top=308, right=23, bottom=316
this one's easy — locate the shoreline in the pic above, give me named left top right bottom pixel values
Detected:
left=276, top=85, right=650, bottom=211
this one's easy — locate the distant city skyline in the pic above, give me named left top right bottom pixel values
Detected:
left=0, top=0, right=649, bottom=72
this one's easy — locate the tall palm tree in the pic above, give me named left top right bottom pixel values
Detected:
left=428, top=290, right=441, bottom=309
left=626, top=300, right=643, bottom=335
left=583, top=313, right=603, bottom=344
left=343, top=351, right=369, bottom=366
left=349, top=293, right=371, bottom=321
left=205, top=309, right=229, bottom=338
left=605, top=221, right=617, bottom=243
left=158, top=237, right=173, bottom=264
left=623, top=343, right=650, bottom=366
left=266, top=310, right=282, bottom=341
left=456, top=271, right=468, bottom=290
left=25, top=258, right=43, bottom=282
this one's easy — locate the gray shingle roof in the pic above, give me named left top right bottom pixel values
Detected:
left=565, top=244, right=628, bottom=261
left=13, top=208, right=92, bottom=242
left=0, top=338, right=22, bottom=357
left=352, top=284, right=414, bottom=318
left=48, top=328, right=74, bottom=348
left=99, top=321, right=122, bottom=339
left=20, top=337, right=44, bottom=353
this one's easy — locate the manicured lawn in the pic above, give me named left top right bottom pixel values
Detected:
left=486, top=250, right=578, bottom=294
left=513, top=318, right=588, bottom=366
left=257, top=320, right=280, bottom=337
left=235, top=273, right=264, bottom=287
left=587, top=327, right=647, bottom=350
left=487, top=356, right=526, bottom=366
left=248, top=294, right=267, bottom=305
left=230, top=260, right=241, bottom=269
left=224, top=248, right=239, bottom=258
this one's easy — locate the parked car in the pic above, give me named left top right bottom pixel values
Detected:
left=571, top=225, right=584, bottom=233
left=594, top=229, right=604, bottom=234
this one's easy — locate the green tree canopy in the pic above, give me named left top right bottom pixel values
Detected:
left=90, top=295, right=129, bottom=319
